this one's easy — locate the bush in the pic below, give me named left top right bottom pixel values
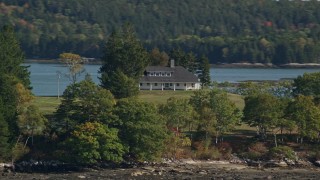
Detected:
left=243, top=142, right=268, bottom=160
left=217, top=142, right=233, bottom=160
left=163, top=135, right=192, bottom=159
left=268, top=146, right=296, bottom=161
left=196, top=147, right=222, bottom=160
left=12, top=142, right=30, bottom=162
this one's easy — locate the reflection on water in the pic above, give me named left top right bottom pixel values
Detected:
left=25, top=63, right=320, bottom=96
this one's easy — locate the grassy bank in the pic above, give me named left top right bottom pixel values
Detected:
left=34, top=90, right=244, bottom=115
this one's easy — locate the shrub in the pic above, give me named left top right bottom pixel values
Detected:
left=217, top=142, right=233, bottom=160
left=163, top=134, right=192, bottom=159
left=196, top=147, right=222, bottom=160
left=12, top=142, right=30, bottom=162
left=243, top=142, right=268, bottom=160
left=268, top=146, right=296, bottom=161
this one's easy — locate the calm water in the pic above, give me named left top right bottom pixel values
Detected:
left=25, top=63, right=320, bottom=96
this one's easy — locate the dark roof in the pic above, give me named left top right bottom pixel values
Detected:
left=140, top=66, right=199, bottom=83
left=145, top=66, right=174, bottom=72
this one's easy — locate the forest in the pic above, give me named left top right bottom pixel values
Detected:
left=1, top=0, right=320, bottom=64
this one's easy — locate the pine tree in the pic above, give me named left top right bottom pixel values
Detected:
left=100, top=24, right=149, bottom=98
left=198, top=55, right=211, bottom=87
left=0, top=26, right=30, bottom=88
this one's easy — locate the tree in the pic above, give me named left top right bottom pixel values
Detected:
left=149, top=48, right=169, bottom=66
left=59, top=53, right=85, bottom=84
left=160, top=97, right=195, bottom=133
left=286, top=95, right=320, bottom=143
left=17, top=105, right=47, bottom=147
left=0, top=26, right=30, bottom=88
left=55, top=78, right=116, bottom=133
left=62, top=121, right=126, bottom=164
left=106, top=69, right=140, bottom=99
left=100, top=24, right=149, bottom=98
left=243, top=93, right=284, bottom=140
left=207, top=90, right=242, bottom=144
left=190, top=89, right=242, bottom=144
left=292, top=72, right=320, bottom=97
left=198, top=55, right=211, bottom=87
left=114, top=98, right=168, bottom=161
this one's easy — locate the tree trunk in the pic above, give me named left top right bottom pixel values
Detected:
left=215, top=131, right=219, bottom=144
left=24, top=136, right=30, bottom=148
left=274, top=134, right=278, bottom=147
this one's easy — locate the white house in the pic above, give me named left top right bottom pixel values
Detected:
left=139, top=60, right=201, bottom=90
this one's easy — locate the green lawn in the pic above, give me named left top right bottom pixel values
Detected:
left=33, top=96, right=61, bottom=115
left=34, top=90, right=245, bottom=115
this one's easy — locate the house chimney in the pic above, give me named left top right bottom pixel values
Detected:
left=170, top=59, right=175, bottom=68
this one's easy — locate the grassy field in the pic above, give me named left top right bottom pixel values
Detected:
left=33, top=96, right=61, bottom=115
left=34, top=90, right=245, bottom=115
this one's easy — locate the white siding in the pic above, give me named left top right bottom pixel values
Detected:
left=140, top=82, right=201, bottom=90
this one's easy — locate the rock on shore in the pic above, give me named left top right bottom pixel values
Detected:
left=1, top=159, right=320, bottom=180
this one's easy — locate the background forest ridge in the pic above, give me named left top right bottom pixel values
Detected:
left=2, top=0, right=320, bottom=64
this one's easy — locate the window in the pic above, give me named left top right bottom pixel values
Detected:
left=161, top=73, right=165, bottom=76
left=155, top=83, right=158, bottom=86
left=170, top=83, right=172, bottom=86
left=140, top=83, right=143, bottom=86
left=184, top=83, right=186, bottom=86
left=150, top=73, right=154, bottom=76
left=177, top=83, right=180, bottom=86
left=192, top=83, right=195, bottom=87
left=147, top=83, right=150, bottom=86
left=156, top=73, right=160, bottom=76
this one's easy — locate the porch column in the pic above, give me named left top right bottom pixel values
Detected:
left=161, top=83, right=163, bottom=91
left=174, top=83, right=176, bottom=91
left=150, top=83, right=153, bottom=91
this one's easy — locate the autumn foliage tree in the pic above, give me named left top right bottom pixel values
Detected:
left=62, top=121, right=126, bottom=164
left=59, top=53, right=85, bottom=84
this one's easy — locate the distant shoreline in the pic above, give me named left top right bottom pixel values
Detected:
left=25, top=59, right=320, bottom=69
left=212, top=63, right=320, bottom=69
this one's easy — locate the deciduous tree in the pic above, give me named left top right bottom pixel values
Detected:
left=55, top=78, right=116, bottom=133
left=243, top=93, right=284, bottom=140
left=286, top=95, right=320, bottom=143
left=63, top=121, right=126, bottom=164
left=114, top=99, right=167, bottom=161
left=59, top=53, right=85, bottom=84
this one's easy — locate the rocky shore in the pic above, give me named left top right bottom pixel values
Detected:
left=2, top=159, right=320, bottom=179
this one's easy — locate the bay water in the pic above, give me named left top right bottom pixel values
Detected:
left=25, top=63, right=320, bottom=96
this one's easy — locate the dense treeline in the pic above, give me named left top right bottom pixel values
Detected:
left=3, top=26, right=320, bottom=164
left=1, top=0, right=320, bottom=64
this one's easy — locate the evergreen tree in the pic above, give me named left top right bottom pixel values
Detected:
left=198, top=55, right=211, bottom=87
left=100, top=24, right=149, bottom=98
left=0, top=26, right=30, bottom=88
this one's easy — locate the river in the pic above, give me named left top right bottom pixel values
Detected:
left=25, top=63, right=320, bottom=96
